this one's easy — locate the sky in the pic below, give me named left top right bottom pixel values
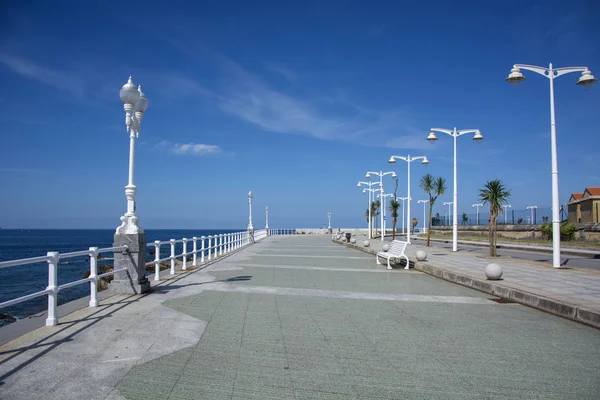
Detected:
left=1, top=0, right=599, bottom=229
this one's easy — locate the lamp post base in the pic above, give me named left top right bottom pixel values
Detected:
left=109, top=233, right=151, bottom=294
left=116, top=214, right=144, bottom=234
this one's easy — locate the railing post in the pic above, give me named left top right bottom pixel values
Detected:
left=182, top=238, right=188, bottom=271
left=170, top=239, right=176, bottom=274
left=214, top=235, right=218, bottom=258
left=207, top=236, right=212, bottom=260
left=218, top=234, right=222, bottom=256
left=226, top=233, right=231, bottom=253
left=192, top=237, right=198, bottom=266
left=154, top=241, right=161, bottom=281
left=46, top=251, right=59, bottom=326
left=89, top=247, right=99, bottom=307
left=200, top=236, right=205, bottom=263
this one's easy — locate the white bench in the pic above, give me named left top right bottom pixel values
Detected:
left=376, top=240, right=410, bottom=270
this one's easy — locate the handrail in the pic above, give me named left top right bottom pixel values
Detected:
left=0, top=229, right=265, bottom=327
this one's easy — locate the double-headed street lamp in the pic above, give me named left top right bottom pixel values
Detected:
left=527, top=205, right=538, bottom=225
left=506, top=63, right=597, bottom=268
left=396, top=196, right=410, bottom=234
left=427, top=128, right=483, bottom=252
left=116, top=77, right=149, bottom=235
left=358, top=181, right=380, bottom=238
left=472, top=203, right=484, bottom=225
left=417, top=199, right=430, bottom=232
left=388, top=155, right=429, bottom=244
left=443, top=201, right=454, bottom=226
left=502, top=204, right=512, bottom=224
left=365, top=171, right=397, bottom=241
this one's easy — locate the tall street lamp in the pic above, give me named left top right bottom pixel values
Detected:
left=358, top=181, right=380, bottom=239
left=247, top=191, right=254, bottom=232
left=116, top=77, right=149, bottom=234
left=502, top=204, right=512, bottom=224
left=396, top=196, right=410, bottom=235
left=472, top=203, right=484, bottom=225
left=527, top=205, right=538, bottom=225
left=443, top=201, right=454, bottom=226
left=427, top=128, right=483, bottom=251
left=363, top=187, right=381, bottom=239
left=365, top=171, right=397, bottom=241
left=506, top=63, right=596, bottom=268
left=377, top=193, right=394, bottom=235
left=417, top=199, right=430, bottom=232
left=388, top=155, right=429, bottom=244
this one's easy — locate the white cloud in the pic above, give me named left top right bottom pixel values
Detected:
left=0, top=53, right=84, bottom=98
left=156, top=141, right=220, bottom=156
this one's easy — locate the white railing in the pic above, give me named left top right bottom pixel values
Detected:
left=268, top=229, right=297, bottom=235
left=0, top=230, right=255, bottom=327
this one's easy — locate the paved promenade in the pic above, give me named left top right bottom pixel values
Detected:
left=1, top=235, right=600, bottom=399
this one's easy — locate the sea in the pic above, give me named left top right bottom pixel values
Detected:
left=0, top=229, right=242, bottom=322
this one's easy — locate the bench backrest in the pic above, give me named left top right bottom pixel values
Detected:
left=389, top=240, right=408, bottom=255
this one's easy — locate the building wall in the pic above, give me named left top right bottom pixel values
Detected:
left=568, top=203, right=579, bottom=224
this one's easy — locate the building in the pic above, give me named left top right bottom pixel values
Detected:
left=567, top=187, right=600, bottom=224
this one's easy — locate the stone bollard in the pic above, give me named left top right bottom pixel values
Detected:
left=382, top=243, right=390, bottom=252
left=485, top=263, right=503, bottom=280
left=416, top=250, right=427, bottom=261
left=364, top=240, right=370, bottom=247
left=350, top=238, right=356, bottom=244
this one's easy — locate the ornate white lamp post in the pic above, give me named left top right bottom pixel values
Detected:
left=116, top=77, right=148, bottom=234
left=365, top=170, right=397, bottom=241
left=327, top=212, right=332, bottom=230
left=247, top=191, right=254, bottom=232
left=506, top=63, right=596, bottom=268
left=502, top=204, right=512, bottom=224
left=427, top=128, right=483, bottom=252
left=417, top=199, right=430, bottom=232
left=265, top=206, right=269, bottom=231
left=472, top=203, right=484, bottom=225
left=388, top=155, right=429, bottom=244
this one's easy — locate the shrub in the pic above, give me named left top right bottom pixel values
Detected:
left=540, top=221, right=576, bottom=241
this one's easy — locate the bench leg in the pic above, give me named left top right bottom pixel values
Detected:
left=403, top=255, right=410, bottom=270
left=376, top=255, right=381, bottom=265
left=387, top=258, right=392, bottom=270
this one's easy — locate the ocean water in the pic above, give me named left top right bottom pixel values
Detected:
left=0, top=229, right=242, bottom=320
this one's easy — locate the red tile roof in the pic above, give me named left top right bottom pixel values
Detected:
left=571, top=192, right=584, bottom=200
left=585, top=187, right=600, bottom=196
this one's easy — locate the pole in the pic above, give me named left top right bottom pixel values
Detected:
left=407, top=160, right=411, bottom=244
left=452, top=128, right=458, bottom=252
left=368, top=186, right=372, bottom=239
left=547, top=64, right=561, bottom=268
left=422, top=201, right=426, bottom=231
left=380, top=173, right=384, bottom=241
left=401, top=198, right=405, bottom=235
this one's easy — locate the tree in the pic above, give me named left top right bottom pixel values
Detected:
left=462, top=212, right=468, bottom=225
left=419, top=174, right=447, bottom=246
left=389, top=199, right=400, bottom=240
left=479, top=180, right=511, bottom=256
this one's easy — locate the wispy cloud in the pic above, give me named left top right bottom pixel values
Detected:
left=156, top=141, right=221, bottom=156
left=265, top=63, right=297, bottom=82
left=210, top=57, right=422, bottom=149
left=0, top=53, right=84, bottom=98
left=0, top=167, right=35, bottom=172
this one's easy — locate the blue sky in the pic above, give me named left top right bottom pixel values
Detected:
left=1, top=0, right=599, bottom=229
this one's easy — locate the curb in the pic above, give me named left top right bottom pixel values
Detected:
left=333, top=239, right=600, bottom=329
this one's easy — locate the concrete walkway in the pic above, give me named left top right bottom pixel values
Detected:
left=1, top=235, right=600, bottom=399
left=338, top=234, right=600, bottom=328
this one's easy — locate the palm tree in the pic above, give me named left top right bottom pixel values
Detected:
left=419, top=174, right=447, bottom=246
left=462, top=212, right=468, bottom=225
left=389, top=199, right=400, bottom=240
left=479, top=179, right=511, bottom=256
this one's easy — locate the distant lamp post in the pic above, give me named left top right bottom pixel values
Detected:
left=365, top=170, right=397, bottom=241
left=417, top=199, right=430, bottom=232
left=506, top=63, right=596, bottom=268
left=327, top=212, right=332, bottom=230
left=377, top=193, right=394, bottom=235
left=265, top=206, right=269, bottom=231
left=427, top=128, right=483, bottom=252
left=358, top=181, right=380, bottom=239
left=396, top=196, right=410, bottom=235
left=116, top=77, right=149, bottom=234
left=472, top=203, right=484, bottom=225
left=443, top=201, right=454, bottom=226
left=247, top=191, right=254, bottom=231
left=527, top=205, right=538, bottom=225
left=502, top=204, right=512, bottom=224
left=388, top=155, right=429, bottom=244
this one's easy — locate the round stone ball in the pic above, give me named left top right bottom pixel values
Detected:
left=342, top=237, right=347, bottom=242
left=416, top=250, right=427, bottom=261
left=485, top=263, right=503, bottom=280
left=363, top=233, right=367, bottom=236
left=363, top=240, right=370, bottom=247
left=382, top=243, right=390, bottom=252
left=336, top=235, right=341, bottom=240
left=350, top=238, right=356, bottom=244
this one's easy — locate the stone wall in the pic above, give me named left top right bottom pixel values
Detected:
left=430, top=223, right=600, bottom=242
